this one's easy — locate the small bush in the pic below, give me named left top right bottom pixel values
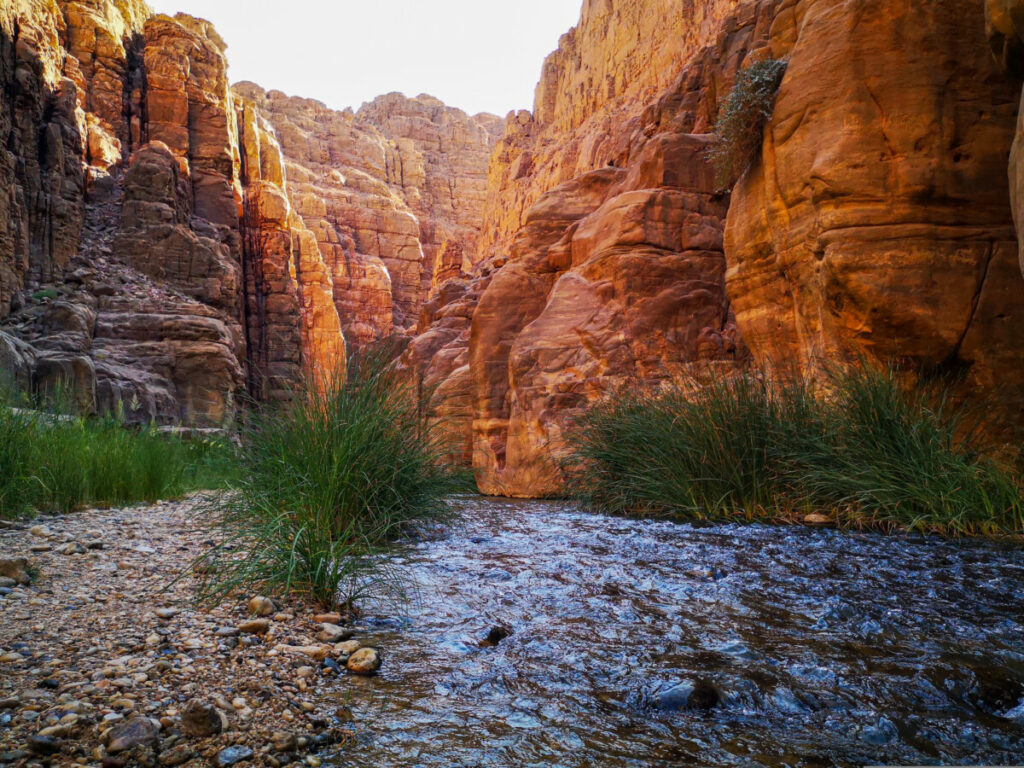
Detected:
left=194, top=345, right=466, bottom=609
left=708, top=57, right=788, bottom=187
left=567, top=367, right=1024, bottom=535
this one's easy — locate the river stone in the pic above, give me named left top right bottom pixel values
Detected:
left=317, top=623, right=352, bottom=643
left=247, top=596, right=275, bottom=616
left=159, top=743, right=195, bottom=766
left=217, top=745, right=254, bottom=766
left=154, top=607, right=180, bottom=619
left=803, top=513, right=832, bottom=526
left=0, top=558, right=30, bottom=585
left=655, top=679, right=720, bottom=711
left=105, top=716, right=158, bottom=752
left=181, top=699, right=227, bottom=737
left=313, top=612, right=342, bottom=624
left=271, top=731, right=297, bottom=752
left=346, top=648, right=381, bottom=676
left=26, top=733, right=61, bottom=755
left=239, top=619, right=270, bottom=635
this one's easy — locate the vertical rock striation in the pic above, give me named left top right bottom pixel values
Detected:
left=726, top=0, right=1024, bottom=413
left=0, top=0, right=495, bottom=423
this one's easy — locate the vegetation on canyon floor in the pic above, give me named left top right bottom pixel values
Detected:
left=0, top=391, right=229, bottom=519
left=568, top=366, right=1024, bottom=535
left=192, top=346, right=467, bottom=609
left=707, top=56, right=788, bottom=187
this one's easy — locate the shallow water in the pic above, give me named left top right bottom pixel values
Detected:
left=330, top=497, right=1024, bottom=767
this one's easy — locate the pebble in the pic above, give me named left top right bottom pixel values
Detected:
left=312, top=613, right=341, bottom=625
left=334, top=640, right=361, bottom=656
left=247, top=596, right=275, bottom=616
left=59, top=542, right=87, bottom=555
left=316, top=623, right=352, bottom=643
left=271, top=731, right=297, bottom=752
left=154, top=607, right=180, bottom=619
left=105, top=716, right=159, bottom=752
left=239, top=619, right=270, bottom=635
left=26, top=733, right=61, bottom=755
left=346, top=647, right=381, bottom=676
left=181, top=699, right=227, bottom=737
left=28, top=525, right=52, bottom=539
left=803, top=513, right=832, bottom=526
left=159, top=743, right=195, bottom=766
left=217, top=745, right=254, bottom=766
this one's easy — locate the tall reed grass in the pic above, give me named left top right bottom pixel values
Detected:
left=194, top=345, right=466, bottom=609
left=568, top=367, right=1024, bottom=535
left=0, top=403, right=231, bottom=519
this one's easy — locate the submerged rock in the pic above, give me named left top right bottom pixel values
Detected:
left=655, top=680, right=721, bottom=712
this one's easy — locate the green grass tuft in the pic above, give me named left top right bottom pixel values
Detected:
left=567, top=366, right=1024, bottom=535
left=193, top=344, right=466, bottom=609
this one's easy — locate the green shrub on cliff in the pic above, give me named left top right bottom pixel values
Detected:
left=193, top=344, right=465, bottom=609
left=568, top=367, right=1024, bottom=535
left=708, top=57, right=788, bottom=187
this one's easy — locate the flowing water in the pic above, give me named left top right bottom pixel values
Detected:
left=329, top=497, right=1024, bottom=767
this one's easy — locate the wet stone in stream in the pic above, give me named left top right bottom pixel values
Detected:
left=326, top=497, right=1024, bottom=767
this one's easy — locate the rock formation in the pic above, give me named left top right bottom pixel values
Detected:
left=987, top=0, right=1024, bottom=279
left=402, top=0, right=1024, bottom=496
left=0, top=0, right=496, bottom=423
left=232, top=85, right=500, bottom=348
left=3, top=0, right=1024, bottom=496
left=726, top=0, right=1024, bottom=416
left=448, top=0, right=776, bottom=495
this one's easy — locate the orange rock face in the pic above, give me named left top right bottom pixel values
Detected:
left=987, top=0, right=1024, bottom=278
left=1, top=1, right=496, bottom=423
left=726, top=0, right=1024, bottom=409
left=458, top=0, right=772, bottom=494
left=232, top=85, right=500, bottom=347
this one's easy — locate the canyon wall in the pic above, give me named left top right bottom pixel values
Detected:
left=0, top=0, right=497, bottom=422
left=726, top=0, right=1024, bottom=418
left=402, top=0, right=1024, bottom=496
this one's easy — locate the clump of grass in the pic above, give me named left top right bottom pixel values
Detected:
left=194, top=345, right=466, bottom=609
left=708, top=57, right=788, bottom=187
left=567, top=366, right=1024, bottom=535
left=0, top=384, right=234, bottom=519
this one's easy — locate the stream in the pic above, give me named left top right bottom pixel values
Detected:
left=329, top=497, right=1024, bottom=767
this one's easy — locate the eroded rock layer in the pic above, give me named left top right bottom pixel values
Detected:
left=447, top=0, right=775, bottom=495
left=0, top=0, right=496, bottom=423
left=402, top=0, right=1024, bottom=496
left=726, top=0, right=1024, bottom=411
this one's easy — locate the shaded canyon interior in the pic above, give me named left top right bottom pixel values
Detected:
left=3, top=0, right=1024, bottom=497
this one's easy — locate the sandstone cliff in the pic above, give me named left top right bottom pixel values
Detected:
left=401, top=0, right=1024, bottom=496
left=443, top=0, right=777, bottom=495
left=726, top=0, right=1024, bottom=414
left=0, top=0, right=496, bottom=423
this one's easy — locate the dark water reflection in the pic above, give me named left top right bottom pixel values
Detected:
left=330, top=497, right=1024, bottom=767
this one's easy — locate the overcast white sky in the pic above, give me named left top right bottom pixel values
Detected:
left=148, top=0, right=583, bottom=117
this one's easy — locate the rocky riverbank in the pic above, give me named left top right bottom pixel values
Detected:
left=0, top=496, right=379, bottom=767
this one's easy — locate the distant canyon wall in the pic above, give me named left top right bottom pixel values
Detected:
left=0, top=0, right=497, bottom=422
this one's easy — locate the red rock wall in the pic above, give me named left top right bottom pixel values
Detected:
left=0, top=1, right=495, bottom=424
left=726, top=0, right=1024, bottom=415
